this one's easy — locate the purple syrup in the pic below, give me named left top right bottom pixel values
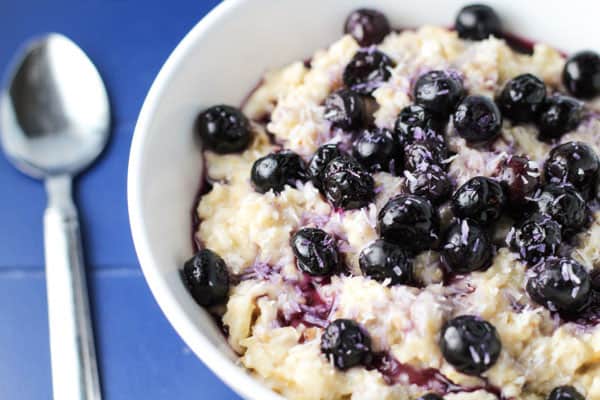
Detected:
left=255, top=112, right=272, bottom=125
left=277, top=274, right=333, bottom=329
left=500, top=32, right=535, bottom=55
left=368, top=352, right=458, bottom=390
left=368, top=352, right=509, bottom=399
left=303, top=57, right=312, bottom=69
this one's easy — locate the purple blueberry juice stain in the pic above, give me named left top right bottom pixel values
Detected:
left=277, top=273, right=333, bottom=329
left=303, top=57, right=312, bottom=69
left=235, top=261, right=335, bottom=329
left=368, top=352, right=458, bottom=389
left=233, top=262, right=337, bottom=336
left=254, top=112, right=272, bottom=125
left=367, top=352, right=509, bottom=398
left=500, top=32, right=539, bottom=55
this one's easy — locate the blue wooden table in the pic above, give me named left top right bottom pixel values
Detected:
left=0, top=1, right=240, bottom=398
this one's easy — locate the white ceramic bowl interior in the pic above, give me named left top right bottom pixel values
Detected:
left=128, top=1, right=599, bottom=398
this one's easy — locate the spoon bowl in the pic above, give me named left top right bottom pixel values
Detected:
left=1, top=33, right=110, bottom=178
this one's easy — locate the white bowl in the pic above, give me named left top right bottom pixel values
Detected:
left=128, top=1, right=598, bottom=398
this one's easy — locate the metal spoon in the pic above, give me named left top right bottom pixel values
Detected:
left=0, top=33, right=109, bottom=400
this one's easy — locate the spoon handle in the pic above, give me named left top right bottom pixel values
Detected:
left=44, top=176, right=102, bottom=400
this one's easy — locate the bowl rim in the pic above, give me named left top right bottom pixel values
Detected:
left=127, top=0, right=281, bottom=398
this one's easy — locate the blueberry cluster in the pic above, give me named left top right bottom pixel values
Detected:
left=183, top=4, right=599, bottom=399
left=503, top=142, right=598, bottom=319
left=498, top=74, right=584, bottom=142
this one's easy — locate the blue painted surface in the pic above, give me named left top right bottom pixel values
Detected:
left=0, top=0, right=240, bottom=398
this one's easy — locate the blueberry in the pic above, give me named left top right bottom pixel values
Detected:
left=441, top=219, right=493, bottom=273
left=308, top=144, right=343, bottom=185
left=290, top=228, right=339, bottom=276
left=455, top=4, right=502, bottom=41
left=195, top=105, right=252, bottom=154
left=324, top=89, right=366, bottom=130
left=453, top=95, right=502, bottom=143
left=183, top=249, right=230, bottom=306
left=343, top=49, right=395, bottom=94
left=544, top=141, right=599, bottom=198
left=353, top=127, right=402, bottom=173
left=418, top=395, right=444, bottom=400
left=498, top=74, right=547, bottom=123
left=563, top=51, right=600, bottom=99
left=321, top=156, right=375, bottom=209
left=251, top=151, right=308, bottom=194
left=344, top=8, right=391, bottom=47
left=394, top=104, right=440, bottom=143
left=537, top=94, right=584, bottom=140
left=440, top=315, right=502, bottom=376
left=403, top=135, right=448, bottom=171
left=451, top=177, right=506, bottom=224
left=509, top=213, right=562, bottom=265
left=414, top=70, right=464, bottom=118
left=359, top=239, right=413, bottom=285
left=406, top=165, right=453, bottom=204
left=526, top=257, right=591, bottom=313
left=321, top=319, right=372, bottom=370
left=378, top=195, right=439, bottom=252
left=498, top=155, right=541, bottom=209
left=529, top=184, right=587, bottom=232
left=548, top=386, right=586, bottom=400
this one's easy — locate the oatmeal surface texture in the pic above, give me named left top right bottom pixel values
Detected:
left=196, top=26, right=600, bottom=400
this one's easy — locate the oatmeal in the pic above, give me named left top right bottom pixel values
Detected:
left=183, top=4, right=600, bottom=400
